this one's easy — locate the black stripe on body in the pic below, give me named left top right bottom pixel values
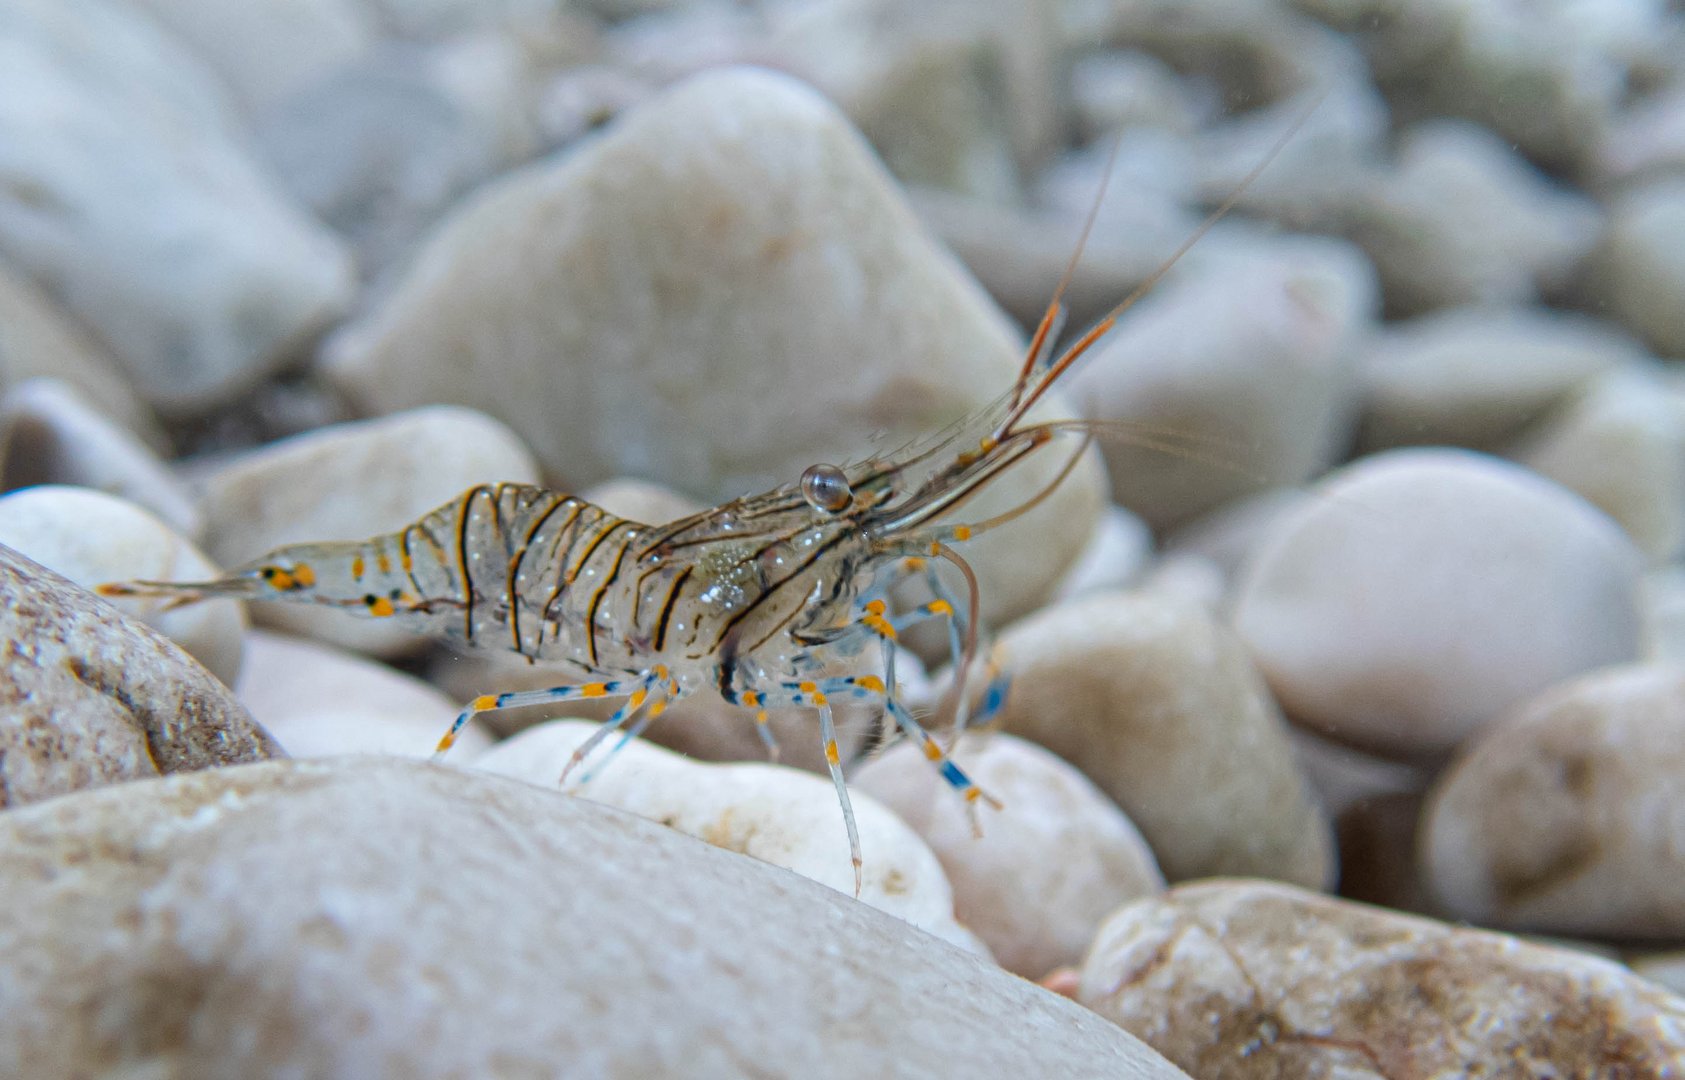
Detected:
left=585, top=528, right=637, bottom=666
left=652, top=566, right=692, bottom=652
left=455, top=485, right=488, bottom=642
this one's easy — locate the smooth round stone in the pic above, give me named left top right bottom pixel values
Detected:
left=1079, top=879, right=1685, bottom=1078
left=1064, top=233, right=1375, bottom=530
left=0, top=486, right=243, bottom=686
left=194, top=405, right=539, bottom=658
left=1335, top=120, right=1601, bottom=316
left=0, top=544, right=277, bottom=809
left=985, top=590, right=1335, bottom=889
left=1584, top=179, right=1685, bottom=358
left=0, top=758, right=1188, bottom=1078
left=475, top=720, right=986, bottom=954
left=0, top=379, right=199, bottom=537
left=1356, top=306, right=1641, bottom=454
left=854, top=732, right=1164, bottom=979
left=1232, top=448, right=1644, bottom=758
left=235, top=630, right=492, bottom=760
left=1421, top=663, right=1685, bottom=939
left=323, top=66, right=1103, bottom=630
left=0, top=0, right=353, bottom=414
left=0, top=259, right=158, bottom=441
left=1515, top=366, right=1685, bottom=563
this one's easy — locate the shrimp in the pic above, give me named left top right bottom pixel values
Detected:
left=98, top=111, right=1309, bottom=896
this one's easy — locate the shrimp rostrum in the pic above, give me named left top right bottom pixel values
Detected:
left=98, top=117, right=1300, bottom=892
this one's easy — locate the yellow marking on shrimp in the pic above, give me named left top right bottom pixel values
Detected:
left=904, top=557, right=926, bottom=570
left=798, top=681, right=818, bottom=694
left=629, top=688, right=648, bottom=709
left=854, top=675, right=885, bottom=694
left=581, top=683, right=608, bottom=698
left=928, top=599, right=954, bottom=617
left=291, top=563, right=316, bottom=588
left=755, top=709, right=770, bottom=726
left=979, top=437, right=997, bottom=453
left=863, top=613, right=897, bottom=640
left=964, top=787, right=983, bottom=803
left=952, top=525, right=972, bottom=542
left=923, top=738, right=943, bottom=761
left=741, top=690, right=759, bottom=707
left=812, top=691, right=828, bottom=706
left=654, top=664, right=670, bottom=680
left=400, top=546, right=414, bottom=572
left=262, top=567, right=297, bottom=591
left=649, top=700, right=667, bottom=718
left=376, top=550, right=392, bottom=574
left=825, top=740, right=840, bottom=765
left=865, top=599, right=887, bottom=616
left=351, top=555, right=366, bottom=580
left=366, top=595, right=395, bottom=617
left=472, top=694, right=498, bottom=712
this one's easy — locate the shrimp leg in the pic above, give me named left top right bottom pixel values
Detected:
left=433, top=664, right=675, bottom=755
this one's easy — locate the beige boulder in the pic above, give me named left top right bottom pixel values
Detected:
left=985, top=590, right=1335, bottom=888
left=322, top=66, right=1102, bottom=629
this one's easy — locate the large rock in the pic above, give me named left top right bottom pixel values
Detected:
left=1233, top=448, right=1644, bottom=758
left=0, top=544, right=277, bottom=809
left=1583, top=179, right=1685, bottom=359
left=0, top=758, right=1187, bottom=1078
left=1422, top=662, right=1685, bottom=939
left=1080, top=879, right=1685, bottom=1078
left=0, top=0, right=353, bottom=413
left=984, top=590, right=1335, bottom=889
left=323, top=66, right=1103, bottom=628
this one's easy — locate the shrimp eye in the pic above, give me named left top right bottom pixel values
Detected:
left=800, top=463, right=853, bottom=513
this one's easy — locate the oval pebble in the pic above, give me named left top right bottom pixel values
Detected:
left=235, top=630, right=492, bottom=760
left=983, top=589, right=1335, bottom=889
left=1421, top=662, right=1685, bottom=939
left=0, top=543, right=277, bottom=809
left=1232, top=447, right=1643, bottom=758
left=1080, top=879, right=1685, bottom=1078
left=0, top=758, right=1188, bottom=1078
left=475, top=719, right=985, bottom=954
left=0, top=485, right=243, bottom=685
left=854, top=732, right=1164, bottom=979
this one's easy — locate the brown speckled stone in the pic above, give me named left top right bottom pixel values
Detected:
left=1080, top=879, right=1685, bottom=1078
left=0, top=543, right=278, bottom=808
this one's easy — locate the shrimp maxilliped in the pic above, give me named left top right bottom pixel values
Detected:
left=97, top=112, right=1307, bottom=896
